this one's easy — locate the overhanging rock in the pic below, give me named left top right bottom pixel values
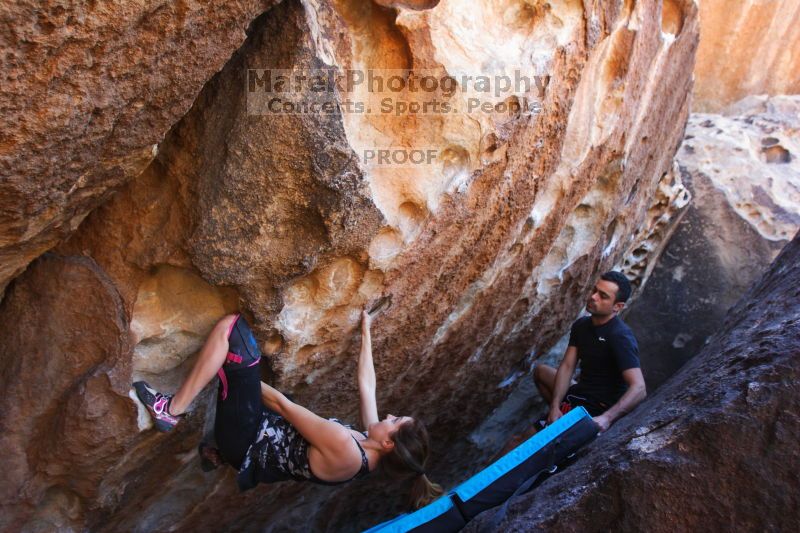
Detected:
left=0, top=0, right=701, bottom=530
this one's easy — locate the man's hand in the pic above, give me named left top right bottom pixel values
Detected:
left=592, top=414, right=611, bottom=433
left=590, top=368, right=646, bottom=433
left=546, top=407, right=563, bottom=425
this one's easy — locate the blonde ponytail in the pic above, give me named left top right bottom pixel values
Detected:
left=409, top=472, right=444, bottom=509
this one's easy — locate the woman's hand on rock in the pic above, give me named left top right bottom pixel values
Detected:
left=361, top=309, right=372, bottom=333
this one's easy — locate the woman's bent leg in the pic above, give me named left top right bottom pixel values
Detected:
left=214, top=315, right=265, bottom=469
left=169, top=314, right=238, bottom=415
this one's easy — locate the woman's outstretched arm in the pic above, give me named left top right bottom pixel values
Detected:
left=260, top=381, right=285, bottom=415
left=358, top=310, right=380, bottom=429
left=260, top=381, right=353, bottom=453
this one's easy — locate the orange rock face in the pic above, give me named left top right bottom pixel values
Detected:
left=0, top=0, right=700, bottom=530
left=693, top=0, right=800, bottom=112
left=0, top=0, right=279, bottom=296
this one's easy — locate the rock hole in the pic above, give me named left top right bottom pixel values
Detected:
left=313, top=258, right=363, bottom=309
left=626, top=179, right=641, bottom=205
left=441, top=145, right=470, bottom=176
left=605, top=218, right=619, bottom=247
left=296, top=344, right=319, bottom=365
left=368, top=227, right=404, bottom=269
left=264, top=332, right=285, bottom=355
left=523, top=216, right=535, bottom=234
left=503, top=0, right=540, bottom=29
left=511, top=297, right=530, bottom=316
left=358, top=270, right=386, bottom=302
left=661, top=0, right=684, bottom=36
left=763, top=145, right=791, bottom=164
left=603, top=28, right=635, bottom=84
left=671, top=333, right=692, bottom=349
left=397, top=201, right=428, bottom=240
left=596, top=164, right=623, bottom=193
left=480, top=132, right=499, bottom=156
left=284, top=277, right=318, bottom=307
left=574, top=204, right=593, bottom=218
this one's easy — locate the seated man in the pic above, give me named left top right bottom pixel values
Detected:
left=534, top=271, right=646, bottom=433
left=496, top=271, right=647, bottom=457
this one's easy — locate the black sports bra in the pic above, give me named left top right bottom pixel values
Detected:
left=309, top=425, right=371, bottom=486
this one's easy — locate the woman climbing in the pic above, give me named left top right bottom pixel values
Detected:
left=133, top=306, right=443, bottom=509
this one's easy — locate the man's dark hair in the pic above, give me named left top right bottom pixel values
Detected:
left=600, top=271, right=632, bottom=303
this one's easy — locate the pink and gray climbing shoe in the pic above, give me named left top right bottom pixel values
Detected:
left=133, top=381, right=182, bottom=432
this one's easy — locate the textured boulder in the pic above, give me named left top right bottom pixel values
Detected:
left=686, top=96, right=800, bottom=243
left=466, top=231, right=800, bottom=533
left=693, top=0, right=800, bottom=112
left=617, top=162, right=691, bottom=296
left=1, top=0, right=700, bottom=530
left=0, top=254, right=137, bottom=532
left=626, top=95, right=800, bottom=388
left=0, top=0, right=278, bottom=296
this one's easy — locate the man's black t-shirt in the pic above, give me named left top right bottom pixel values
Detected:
left=566, top=315, right=640, bottom=409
